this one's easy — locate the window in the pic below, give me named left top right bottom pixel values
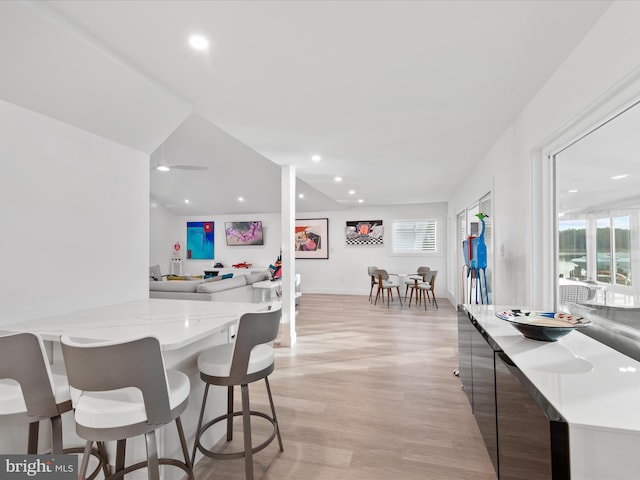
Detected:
left=614, top=216, right=631, bottom=286
left=392, top=220, right=437, bottom=253
left=596, top=217, right=612, bottom=283
left=555, top=100, right=640, bottom=307
left=558, top=218, right=587, bottom=280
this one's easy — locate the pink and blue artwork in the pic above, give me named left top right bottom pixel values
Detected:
left=187, top=221, right=214, bottom=259
left=225, top=221, right=264, bottom=246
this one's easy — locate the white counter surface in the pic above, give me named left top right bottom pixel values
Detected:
left=2, top=298, right=265, bottom=350
left=464, top=304, right=640, bottom=433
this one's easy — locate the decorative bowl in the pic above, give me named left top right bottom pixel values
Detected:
left=495, top=309, right=591, bottom=342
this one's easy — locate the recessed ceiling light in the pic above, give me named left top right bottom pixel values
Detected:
left=311, top=155, right=321, bottom=162
left=156, top=165, right=170, bottom=172
left=568, top=189, right=578, bottom=193
left=238, top=196, right=244, bottom=202
left=184, top=199, right=190, bottom=204
left=612, top=174, right=629, bottom=180
left=298, top=193, right=304, bottom=199
left=358, top=199, right=364, bottom=203
left=334, top=176, right=342, bottom=182
left=189, top=35, right=209, bottom=50
left=348, top=190, right=355, bottom=195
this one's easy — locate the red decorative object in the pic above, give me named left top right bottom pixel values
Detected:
left=203, top=222, right=213, bottom=233
left=232, top=262, right=252, bottom=268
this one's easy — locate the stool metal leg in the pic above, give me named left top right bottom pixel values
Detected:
left=241, top=384, right=254, bottom=480
left=145, top=430, right=160, bottom=480
left=115, top=439, right=126, bottom=473
left=191, top=383, right=210, bottom=466
left=264, top=377, right=283, bottom=452
left=50, top=415, right=64, bottom=454
left=78, top=441, right=93, bottom=480
left=227, top=385, right=234, bottom=441
left=98, top=442, right=111, bottom=476
left=27, top=422, right=39, bottom=454
left=175, top=417, right=194, bottom=480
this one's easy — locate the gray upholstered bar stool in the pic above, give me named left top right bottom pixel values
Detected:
left=60, top=335, right=193, bottom=480
left=0, top=332, right=104, bottom=477
left=191, top=307, right=283, bottom=480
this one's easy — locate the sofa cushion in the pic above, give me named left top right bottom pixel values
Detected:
left=245, top=270, right=270, bottom=284
left=149, top=280, right=202, bottom=293
left=196, top=276, right=247, bottom=293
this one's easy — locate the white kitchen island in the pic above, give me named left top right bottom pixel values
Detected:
left=1, top=298, right=266, bottom=479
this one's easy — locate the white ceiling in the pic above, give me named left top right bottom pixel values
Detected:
left=0, top=1, right=612, bottom=215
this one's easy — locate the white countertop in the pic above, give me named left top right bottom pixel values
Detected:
left=2, top=299, right=265, bottom=351
left=463, top=304, right=640, bottom=432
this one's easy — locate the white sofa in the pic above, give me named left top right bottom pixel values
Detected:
left=149, top=270, right=270, bottom=302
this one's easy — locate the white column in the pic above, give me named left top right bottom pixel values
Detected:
left=280, top=165, right=296, bottom=346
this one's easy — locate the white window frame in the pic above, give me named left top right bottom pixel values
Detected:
left=391, top=218, right=440, bottom=256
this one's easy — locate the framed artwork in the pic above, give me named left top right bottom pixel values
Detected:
left=345, top=220, right=383, bottom=246
left=225, top=221, right=264, bottom=246
left=187, top=221, right=214, bottom=259
left=295, top=218, right=329, bottom=259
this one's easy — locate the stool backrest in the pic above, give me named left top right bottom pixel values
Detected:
left=60, top=335, right=171, bottom=425
left=230, top=307, right=282, bottom=382
left=0, top=332, right=58, bottom=418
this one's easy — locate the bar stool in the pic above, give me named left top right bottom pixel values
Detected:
left=191, top=307, right=283, bottom=480
left=60, top=335, right=193, bottom=480
left=0, top=332, right=104, bottom=477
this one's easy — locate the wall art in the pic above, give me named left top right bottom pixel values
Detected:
left=345, top=220, right=383, bottom=246
left=187, top=221, right=214, bottom=259
left=295, top=218, right=329, bottom=259
left=225, top=221, right=264, bottom=246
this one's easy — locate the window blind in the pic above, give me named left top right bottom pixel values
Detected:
left=392, top=220, right=437, bottom=253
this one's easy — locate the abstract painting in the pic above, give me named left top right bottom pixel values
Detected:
left=225, top=221, right=264, bottom=245
left=295, top=218, right=329, bottom=259
left=345, top=220, right=383, bottom=246
left=187, top=221, right=214, bottom=259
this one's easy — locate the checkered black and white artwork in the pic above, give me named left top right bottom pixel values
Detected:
left=345, top=220, right=383, bottom=246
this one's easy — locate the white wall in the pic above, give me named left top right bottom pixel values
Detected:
left=151, top=203, right=448, bottom=298
left=446, top=1, right=640, bottom=309
left=0, top=98, right=149, bottom=324
left=150, top=211, right=282, bottom=275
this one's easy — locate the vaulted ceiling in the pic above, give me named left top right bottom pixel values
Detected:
left=0, top=1, right=612, bottom=215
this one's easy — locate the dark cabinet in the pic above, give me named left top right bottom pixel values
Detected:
left=458, top=306, right=570, bottom=480
left=457, top=309, right=473, bottom=406
left=495, top=352, right=569, bottom=480
left=471, top=323, right=499, bottom=474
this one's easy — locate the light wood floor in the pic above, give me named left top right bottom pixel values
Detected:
left=193, top=294, right=497, bottom=480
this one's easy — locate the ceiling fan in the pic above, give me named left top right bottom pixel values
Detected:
left=151, top=143, right=209, bottom=172
left=152, top=162, right=208, bottom=172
